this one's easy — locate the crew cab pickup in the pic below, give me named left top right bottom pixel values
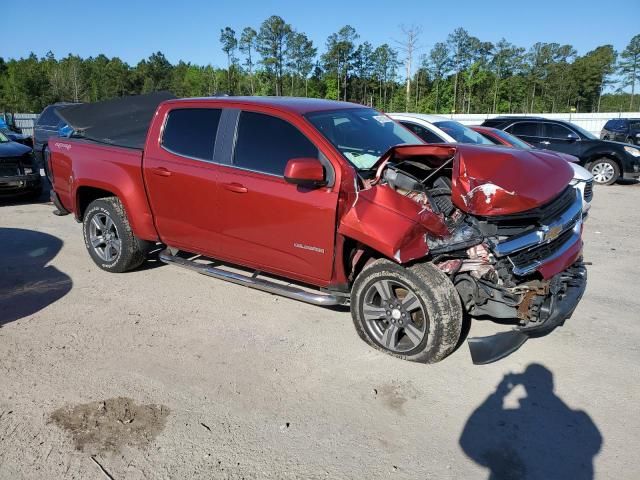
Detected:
left=48, top=93, right=587, bottom=364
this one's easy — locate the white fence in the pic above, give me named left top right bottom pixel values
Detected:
left=449, top=112, right=640, bottom=136
left=1, top=113, right=39, bottom=137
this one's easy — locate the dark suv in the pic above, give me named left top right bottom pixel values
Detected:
left=600, top=118, right=640, bottom=145
left=482, top=116, right=640, bottom=185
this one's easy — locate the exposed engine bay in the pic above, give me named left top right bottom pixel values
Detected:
left=363, top=145, right=587, bottom=362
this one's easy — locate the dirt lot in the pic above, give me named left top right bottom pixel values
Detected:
left=1, top=183, right=639, bottom=480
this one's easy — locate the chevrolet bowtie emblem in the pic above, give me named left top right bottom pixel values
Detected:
left=542, top=225, right=563, bottom=242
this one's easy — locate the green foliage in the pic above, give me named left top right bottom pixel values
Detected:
left=0, top=21, right=637, bottom=115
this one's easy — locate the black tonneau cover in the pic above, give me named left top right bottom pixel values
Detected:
left=56, top=91, right=176, bottom=149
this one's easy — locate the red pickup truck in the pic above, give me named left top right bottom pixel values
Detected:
left=48, top=93, right=587, bottom=364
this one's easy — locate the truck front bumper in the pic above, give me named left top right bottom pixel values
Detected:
left=467, top=262, right=587, bottom=365
left=0, top=173, right=41, bottom=196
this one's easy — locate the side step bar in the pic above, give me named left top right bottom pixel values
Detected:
left=158, top=249, right=349, bottom=307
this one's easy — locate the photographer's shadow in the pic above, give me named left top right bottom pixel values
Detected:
left=0, top=227, right=72, bottom=326
left=460, top=364, right=602, bottom=480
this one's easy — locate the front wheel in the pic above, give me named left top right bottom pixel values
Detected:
left=588, top=158, right=619, bottom=185
left=82, top=197, right=146, bottom=272
left=350, top=259, right=462, bottom=363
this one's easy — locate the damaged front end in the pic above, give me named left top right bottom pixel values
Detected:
left=342, top=144, right=587, bottom=364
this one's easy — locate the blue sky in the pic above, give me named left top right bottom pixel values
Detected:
left=4, top=0, right=638, bottom=67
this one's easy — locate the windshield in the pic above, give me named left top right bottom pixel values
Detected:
left=490, top=129, right=533, bottom=149
left=305, top=108, right=422, bottom=170
left=570, top=123, right=597, bottom=140
left=0, top=131, right=8, bottom=143
left=433, top=121, right=494, bottom=145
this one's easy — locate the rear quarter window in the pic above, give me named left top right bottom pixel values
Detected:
left=161, top=108, right=222, bottom=161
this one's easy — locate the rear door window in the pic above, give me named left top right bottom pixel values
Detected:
left=543, top=122, right=575, bottom=139
left=506, top=122, right=539, bottom=137
left=400, top=122, right=446, bottom=143
left=161, top=108, right=222, bottom=161
left=234, top=111, right=318, bottom=176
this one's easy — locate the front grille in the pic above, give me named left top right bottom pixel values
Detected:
left=477, top=186, right=577, bottom=236
left=0, top=165, right=20, bottom=176
left=583, top=180, right=593, bottom=202
left=508, top=227, right=575, bottom=271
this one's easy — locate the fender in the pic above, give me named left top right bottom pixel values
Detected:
left=338, top=184, right=449, bottom=263
left=69, top=146, right=159, bottom=241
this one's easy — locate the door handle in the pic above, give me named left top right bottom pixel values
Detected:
left=150, top=167, right=172, bottom=177
left=223, top=182, right=248, bottom=193
left=539, top=141, right=551, bottom=145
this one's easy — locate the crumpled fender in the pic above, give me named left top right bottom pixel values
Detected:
left=338, top=184, right=449, bottom=263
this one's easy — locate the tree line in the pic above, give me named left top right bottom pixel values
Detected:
left=1, top=15, right=638, bottom=115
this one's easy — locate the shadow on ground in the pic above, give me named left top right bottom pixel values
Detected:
left=460, top=363, right=602, bottom=480
left=0, top=227, right=72, bottom=326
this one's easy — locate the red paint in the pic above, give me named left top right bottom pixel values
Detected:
left=538, top=238, right=583, bottom=279
left=284, top=157, right=325, bottom=184
left=450, top=145, right=574, bottom=216
left=338, top=184, right=449, bottom=263
left=49, top=97, right=580, bottom=291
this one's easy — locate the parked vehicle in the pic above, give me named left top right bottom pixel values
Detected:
left=33, top=103, right=78, bottom=178
left=0, top=131, right=42, bottom=199
left=600, top=118, right=640, bottom=145
left=0, top=116, right=32, bottom=147
left=471, top=126, right=593, bottom=215
left=481, top=116, right=640, bottom=185
left=389, top=113, right=492, bottom=145
left=48, top=93, right=587, bottom=365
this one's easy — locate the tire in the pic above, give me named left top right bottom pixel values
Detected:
left=42, top=146, right=53, bottom=183
left=588, top=158, right=619, bottom=185
left=82, top=197, right=146, bottom=272
left=351, top=259, right=462, bottom=363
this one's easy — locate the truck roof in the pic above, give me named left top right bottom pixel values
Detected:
left=165, top=96, right=365, bottom=115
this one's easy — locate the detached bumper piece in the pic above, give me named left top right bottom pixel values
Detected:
left=468, top=263, right=587, bottom=365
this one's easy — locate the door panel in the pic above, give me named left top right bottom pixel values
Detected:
left=216, top=165, right=338, bottom=283
left=143, top=108, right=224, bottom=255
left=215, top=110, right=339, bottom=284
left=540, top=122, right=582, bottom=156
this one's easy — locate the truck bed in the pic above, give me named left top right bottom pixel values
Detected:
left=55, top=91, right=175, bottom=149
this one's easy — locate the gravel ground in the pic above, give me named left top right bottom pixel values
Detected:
left=1, top=182, right=639, bottom=479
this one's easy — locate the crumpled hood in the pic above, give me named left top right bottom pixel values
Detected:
left=450, top=145, right=573, bottom=216
left=374, top=144, right=574, bottom=217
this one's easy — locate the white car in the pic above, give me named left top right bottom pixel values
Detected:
left=389, top=113, right=592, bottom=216
left=389, top=113, right=493, bottom=145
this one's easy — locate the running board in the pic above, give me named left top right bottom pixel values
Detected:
left=158, top=249, right=349, bottom=307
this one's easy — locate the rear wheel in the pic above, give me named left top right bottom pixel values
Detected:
left=588, top=158, right=619, bottom=185
left=351, top=259, right=462, bottom=363
left=82, top=197, right=146, bottom=272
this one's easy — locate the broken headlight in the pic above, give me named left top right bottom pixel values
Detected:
left=426, top=223, right=483, bottom=254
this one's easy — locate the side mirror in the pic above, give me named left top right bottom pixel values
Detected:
left=284, top=157, right=326, bottom=187
left=567, top=132, right=579, bottom=142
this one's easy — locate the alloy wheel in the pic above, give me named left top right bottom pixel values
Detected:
left=89, top=212, right=121, bottom=262
left=362, top=279, right=427, bottom=353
